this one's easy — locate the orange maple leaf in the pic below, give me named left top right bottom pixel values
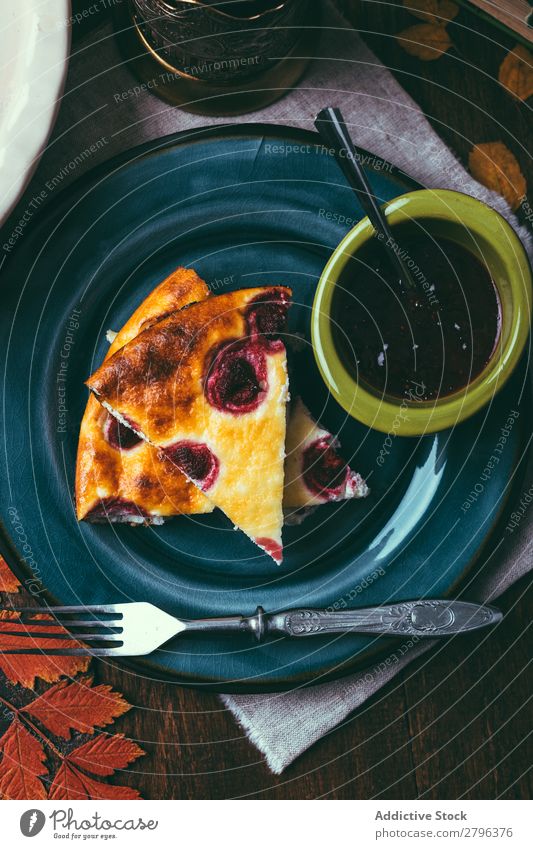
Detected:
left=396, top=22, right=452, bottom=61
left=49, top=762, right=140, bottom=800
left=0, top=557, right=20, bottom=594
left=0, top=561, right=145, bottom=799
left=0, top=612, right=89, bottom=689
left=0, top=720, right=48, bottom=800
left=68, top=733, right=145, bottom=776
left=23, top=675, right=131, bottom=739
left=499, top=45, right=533, bottom=102
left=468, top=142, right=527, bottom=211
left=402, top=0, right=459, bottom=24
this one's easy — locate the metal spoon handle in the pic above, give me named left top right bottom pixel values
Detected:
left=314, top=106, right=417, bottom=292
left=184, top=601, right=502, bottom=641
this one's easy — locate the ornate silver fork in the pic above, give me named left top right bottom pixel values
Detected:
left=0, top=600, right=502, bottom=657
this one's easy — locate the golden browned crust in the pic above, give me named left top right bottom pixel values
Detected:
left=105, top=267, right=211, bottom=353
left=75, top=267, right=213, bottom=521
left=87, top=288, right=290, bottom=443
left=87, top=287, right=291, bottom=559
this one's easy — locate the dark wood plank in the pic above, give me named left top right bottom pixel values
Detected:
left=402, top=577, right=533, bottom=800
left=462, top=0, right=532, bottom=44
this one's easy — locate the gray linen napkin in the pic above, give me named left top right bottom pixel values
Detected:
left=17, top=2, right=533, bottom=774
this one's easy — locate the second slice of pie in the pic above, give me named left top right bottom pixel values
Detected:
left=284, top=398, right=369, bottom=508
left=87, top=287, right=291, bottom=563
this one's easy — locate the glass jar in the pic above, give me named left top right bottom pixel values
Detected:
left=114, top=0, right=319, bottom=115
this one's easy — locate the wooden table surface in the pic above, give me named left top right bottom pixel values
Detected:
left=60, top=0, right=533, bottom=799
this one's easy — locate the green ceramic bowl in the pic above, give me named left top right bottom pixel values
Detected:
left=312, top=189, right=532, bottom=435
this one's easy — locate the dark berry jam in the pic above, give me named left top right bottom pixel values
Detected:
left=87, top=497, right=147, bottom=521
left=103, top=414, right=142, bottom=451
left=331, top=226, right=501, bottom=401
left=163, top=441, right=219, bottom=490
left=246, top=289, right=289, bottom=350
left=205, top=339, right=267, bottom=413
left=302, top=438, right=348, bottom=497
left=255, top=537, right=283, bottom=564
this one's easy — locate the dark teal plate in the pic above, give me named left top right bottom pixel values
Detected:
left=0, top=125, right=529, bottom=691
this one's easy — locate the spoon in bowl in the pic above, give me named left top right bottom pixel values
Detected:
left=314, top=106, right=419, bottom=295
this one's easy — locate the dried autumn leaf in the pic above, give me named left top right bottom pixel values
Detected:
left=402, top=0, right=459, bottom=24
left=49, top=762, right=140, bottom=800
left=469, top=142, right=527, bottom=211
left=499, top=45, right=533, bottom=102
left=24, top=675, right=131, bottom=739
left=68, top=733, right=145, bottom=777
left=0, top=557, right=20, bottom=594
left=396, top=22, right=452, bottom=61
left=0, top=612, right=89, bottom=689
left=0, top=720, right=48, bottom=800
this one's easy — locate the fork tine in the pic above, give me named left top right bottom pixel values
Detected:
left=9, top=605, right=123, bottom=617
left=14, top=618, right=123, bottom=629
left=9, top=605, right=121, bottom=612
left=0, top=648, right=122, bottom=656
left=0, top=630, right=122, bottom=640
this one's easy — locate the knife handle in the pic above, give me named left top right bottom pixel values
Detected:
left=257, top=600, right=502, bottom=640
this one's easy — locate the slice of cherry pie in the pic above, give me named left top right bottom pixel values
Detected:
left=75, top=267, right=213, bottom=524
left=284, top=398, right=369, bottom=508
left=86, top=287, right=291, bottom=563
